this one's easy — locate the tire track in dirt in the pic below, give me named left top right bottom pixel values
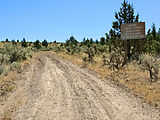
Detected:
left=55, top=59, right=111, bottom=120
left=52, top=54, right=160, bottom=120
left=0, top=52, right=160, bottom=120
left=32, top=58, right=75, bottom=120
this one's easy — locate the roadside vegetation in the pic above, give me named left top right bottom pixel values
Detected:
left=49, top=0, right=160, bottom=107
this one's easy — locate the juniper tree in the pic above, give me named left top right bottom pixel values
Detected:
left=107, top=0, right=140, bottom=60
left=158, top=28, right=160, bottom=34
left=12, top=40, right=17, bottom=45
left=5, top=38, right=9, bottom=42
left=88, top=38, right=93, bottom=45
left=96, top=40, right=99, bottom=44
left=65, top=36, right=78, bottom=47
left=65, top=36, right=79, bottom=54
left=34, top=40, right=41, bottom=49
left=42, top=39, right=48, bottom=47
left=111, top=0, right=139, bottom=37
left=100, top=37, right=106, bottom=46
left=152, top=23, right=157, bottom=40
left=21, top=38, right=28, bottom=47
left=144, top=24, right=160, bottom=54
left=147, top=29, right=151, bottom=36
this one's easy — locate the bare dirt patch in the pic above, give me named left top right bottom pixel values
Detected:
left=0, top=52, right=160, bottom=120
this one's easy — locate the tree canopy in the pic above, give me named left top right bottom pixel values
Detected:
left=111, top=0, right=139, bottom=37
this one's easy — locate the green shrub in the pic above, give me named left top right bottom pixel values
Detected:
left=28, top=54, right=32, bottom=58
left=2, top=54, right=10, bottom=64
left=66, top=46, right=71, bottom=54
left=3, top=43, right=21, bottom=63
left=20, top=48, right=28, bottom=60
left=2, top=66, right=10, bottom=76
left=83, top=47, right=95, bottom=63
left=1, top=43, right=29, bottom=63
left=75, top=47, right=81, bottom=53
left=10, top=62, right=21, bottom=72
left=107, top=48, right=126, bottom=71
left=97, top=45, right=107, bottom=54
left=139, top=54, right=160, bottom=82
left=53, top=46, right=60, bottom=52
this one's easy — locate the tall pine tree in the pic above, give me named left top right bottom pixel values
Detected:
left=152, top=23, right=157, bottom=40
left=111, top=0, right=139, bottom=37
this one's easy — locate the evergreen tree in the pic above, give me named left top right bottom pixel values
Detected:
left=89, top=38, right=93, bottom=45
left=145, top=24, right=160, bottom=54
left=158, top=28, right=160, bottom=34
left=158, top=28, right=160, bottom=40
left=34, top=40, right=41, bottom=49
left=42, top=39, right=48, bottom=47
left=65, top=36, right=79, bottom=54
left=107, top=0, right=140, bottom=60
left=21, top=38, right=28, bottom=47
left=96, top=40, right=99, bottom=44
left=5, top=38, right=9, bottom=42
left=152, top=23, right=157, bottom=40
left=65, top=36, right=78, bottom=47
left=12, top=40, right=17, bottom=45
left=147, top=29, right=151, bottom=36
left=111, top=0, right=139, bottom=37
left=100, top=37, right=106, bottom=46
left=80, top=38, right=86, bottom=46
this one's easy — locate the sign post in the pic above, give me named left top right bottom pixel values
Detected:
left=121, top=22, right=145, bottom=60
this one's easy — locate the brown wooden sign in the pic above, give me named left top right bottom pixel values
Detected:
left=121, top=22, right=145, bottom=40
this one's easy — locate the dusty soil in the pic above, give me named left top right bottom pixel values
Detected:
left=0, top=52, right=160, bottom=120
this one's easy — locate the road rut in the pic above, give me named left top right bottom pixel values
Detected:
left=0, top=53, right=160, bottom=120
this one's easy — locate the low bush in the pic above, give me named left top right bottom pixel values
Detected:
left=2, top=66, right=10, bottom=76
left=10, top=62, right=21, bottom=72
left=107, top=48, right=126, bottom=71
left=83, top=46, right=95, bottom=63
left=0, top=43, right=29, bottom=64
left=139, top=54, right=160, bottom=82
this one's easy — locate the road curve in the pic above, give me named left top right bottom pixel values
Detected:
left=0, top=53, right=160, bottom=120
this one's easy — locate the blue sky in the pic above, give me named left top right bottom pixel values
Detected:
left=0, top=0, right=160, bottom=42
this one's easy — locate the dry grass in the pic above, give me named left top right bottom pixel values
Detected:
left=2, top=111, right=12, bottom=120
left=57, top=51, right=160, bottom=108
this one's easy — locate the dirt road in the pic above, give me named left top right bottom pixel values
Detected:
left=0, top=52, right=160, bottom=120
